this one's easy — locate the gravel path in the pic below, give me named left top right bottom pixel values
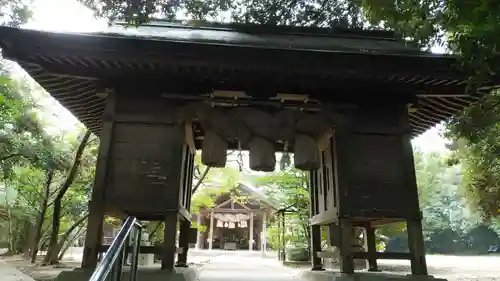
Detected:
left=199, top=254, right=296, bottom=281
left=378, top=255, right=500, bottom=281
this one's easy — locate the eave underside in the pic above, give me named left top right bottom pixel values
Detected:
left=12, top=57, right=485, bottom=139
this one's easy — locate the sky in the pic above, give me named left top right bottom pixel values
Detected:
left=18, top=0, right=449, bottom=152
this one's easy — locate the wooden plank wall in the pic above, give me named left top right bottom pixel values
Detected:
left=179, top=145, right=195, bottom=212
left=310, top=104, right=421, bottom=224
left=334, top=105, right=420, bottom=219
left=309, top=137, right=338, bottom=224
left=103, top=95, right=188, bottom=220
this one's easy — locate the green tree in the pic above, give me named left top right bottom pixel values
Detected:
left=0, top=63, right=96, bottom=263
left=43, top=129, right=94, bottom=265
left=79, top=0, right=367, bottom=27
left=445, top=91, right=500, bottom=218
left=256, top=167, right=310, bottom=251
left=0, top=0, right=33, bottom=26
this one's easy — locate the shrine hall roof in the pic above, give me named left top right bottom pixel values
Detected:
left=0, top=21, right=499, bottom=137
left=88, top=21, right=425, bottom=55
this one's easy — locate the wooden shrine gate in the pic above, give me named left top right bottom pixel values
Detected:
left=0, top=20, right=498, bottom=276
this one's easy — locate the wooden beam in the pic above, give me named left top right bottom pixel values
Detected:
left=317, top=251, right=411, bottom=260
left=204, top=208, right=264, bottom=214
left=208, top=211, right=214, bottom=250
left=249, top=212, right=254, bottom=251
left=215, top=198, right=233, bottom=209
left=310, top=208, right=338, bottom=226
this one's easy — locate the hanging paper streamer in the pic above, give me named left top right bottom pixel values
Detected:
left=228, top=222, right=236, bottom=229
left=239, top=221, right=248, bottom=228
left=216, top=220, right=224, bottom=228
left=224, top=222, right=229, bottom=228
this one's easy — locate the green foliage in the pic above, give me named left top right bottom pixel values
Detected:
left=79, top=0, right=368, bottom=28
left=360, top=1, right=500, bottom=219
left=0, top=63, right=96, bottom=258
left=0, top=0, right=33, bottom=26
left=256, top=168, right=310, bottom=251
left=190, top=152, right=240, bottom=213
left=382, top=148, right=499, bottom=254
left=445, top=90, right=500, bottom=218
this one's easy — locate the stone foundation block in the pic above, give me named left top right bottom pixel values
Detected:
left=53, top=266, right=198, bottom=281
left=299, top=270, right=447, bottom=281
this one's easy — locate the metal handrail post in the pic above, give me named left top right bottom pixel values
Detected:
left=110, top=240, right=125, bottom=281
left=129, top=227, right=142, bottom=281
left=88, top=217, right=142, bottom=281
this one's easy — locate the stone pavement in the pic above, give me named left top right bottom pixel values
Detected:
left=0, top=250, right=299, bottom=281
left=0, top=260, right=35, bottom=281
left=198, top=251, right=300, bottom=281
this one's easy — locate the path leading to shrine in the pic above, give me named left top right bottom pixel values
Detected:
left=198, top=251, right=298, bottom=281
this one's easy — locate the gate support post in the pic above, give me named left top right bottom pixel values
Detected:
left=81, top=92, right=116, bottom=269
left=339, top=219, right=354, bottom=274
left=162, top=213, right=178, bottom=271
left=364, top=224, right=379, bottom=271
left=407, top=217, right=428, bottom=275
left=310, top=224, right=324, bottom=271
left=176, top=218, right=190, bottom=267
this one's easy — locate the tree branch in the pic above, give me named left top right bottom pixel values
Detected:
left=192, top=166, right=211, bottom=194
left=0, top=153, right=24, bottom=162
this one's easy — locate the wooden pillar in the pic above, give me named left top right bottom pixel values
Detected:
left=308, top=169, right=323, bottom=271
left=81, top=92, right=116, bottom=269
left=310, top=224, right=323, bottom=270
left=407, top=217, right=428, bottom=275
left=339, top=219, right=354, bottom=274
left=177, top=148, right=194, bottom=266
left=364, top=224, right=378, bottom=271
left=249, top=212, right=254, bottom=251
left=261, top=211, right=267, bottom=255
left=208, top=211, right=214, bottom=250
left=195, top=214, right=202, bottom=249
left=277, top=211, right=282, bottom=260
left=161, top=213, right=178, bottom=271
left=403, top=131, right=427, bottom=275
left=176, top=218, right=190, bottom=267
left=281, top=213, right=286, bottom=260
left=327, top=223, right=340, bottom=247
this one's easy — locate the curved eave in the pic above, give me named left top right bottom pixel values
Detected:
left=15, top=61, right=482, bottom=138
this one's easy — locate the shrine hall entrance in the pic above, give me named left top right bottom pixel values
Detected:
left=194, top=183, right=277, bottom=252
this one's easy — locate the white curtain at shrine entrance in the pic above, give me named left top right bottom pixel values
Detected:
left=205, top=210, right=267, bottom=253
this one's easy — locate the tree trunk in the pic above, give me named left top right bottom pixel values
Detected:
left=43, top=214, right=89, bottom=264
left=43, top=131, right=91, bottom=265
left=4, top=183, right=15, bottom=254
left=58, top=225, right=86, bottom=261
left=303, top=223, right=311, bottom=253
left=30, top=170, right=54, bottom=263
left=23, top=220, right=34, bottom=258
